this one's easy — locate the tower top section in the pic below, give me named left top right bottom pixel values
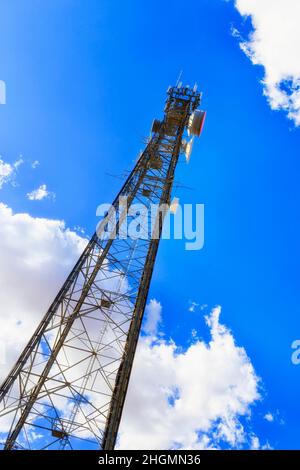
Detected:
left=150, top=83, right=206, bottom=142
left=167, top=83, right=201, bottom=110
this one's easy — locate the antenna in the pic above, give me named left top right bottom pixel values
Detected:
left=176, top=70, right=183, bottom=87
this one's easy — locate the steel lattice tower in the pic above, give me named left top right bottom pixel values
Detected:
left=0, top=84, right=205, bottom=450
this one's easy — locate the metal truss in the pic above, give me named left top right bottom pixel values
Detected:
left=0, top=85, right=201, bottom=450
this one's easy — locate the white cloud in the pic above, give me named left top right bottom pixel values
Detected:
left=264, top=412, right=274, bottom=422
left=0, top=203, right=87, bottom=379
left=31, top=160, right=40, bottom=169
left=0, top=157, right=23, bottom=189
left=188, top=300, right=199, bottom=312
left=262, top=441, right=273, bottom=450
left=0, top=159, right=13, bottom=188
left=233, top=0, right=300, bottom=125
left=14, top=158, right=23, bottom=169
left=142, top=299, right=162, bottom=336
left=73, top=224, right=86, bottom=235
left=27, top=184, right=53, bottom=201
left=250, top=434, right=260, bottom=450
left=191, top=328, right=198, bottom=338
left=118, top=305, right=261, bottom=450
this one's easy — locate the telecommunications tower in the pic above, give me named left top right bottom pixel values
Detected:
left=0, top=84, right=205, bottom=450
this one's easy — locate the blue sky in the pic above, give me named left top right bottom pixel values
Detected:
left=0, top=0, right=299, bottom=449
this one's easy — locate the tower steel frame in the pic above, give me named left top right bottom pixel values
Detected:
left=0, top=85, right=201, bottom=450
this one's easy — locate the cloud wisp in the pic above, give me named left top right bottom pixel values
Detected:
left=26, top=184, right=54, bottom=201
